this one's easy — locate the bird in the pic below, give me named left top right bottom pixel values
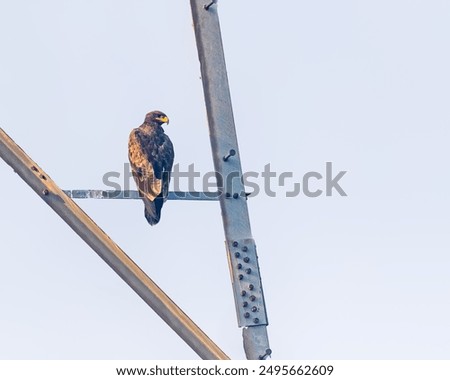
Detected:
left=128, top=111, right=174, bottom=225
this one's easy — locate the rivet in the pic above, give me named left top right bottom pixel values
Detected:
left=253, top=318, right=260, bottom=324
left=234, top=252, right=240, bottom=258
left=31, top=166, right=38, bottom=172
left=232, top=241, right=239, bottom=247
left=238, top=274, right=244, bottom=280
left=241, top=290, right=246, bottom=296
left=250, top=295, right=256, bottom=302
left=244, top=312, right=250, bottom=318
left=237, top=263, right=242, bottom=269
left=42, top=189, right=49, bottom=196
left=251, top=306, right=257, bottom=312
left=249, top=284, right=254, bottom=290
left=243, top=257, right=250, bottom=263
left=242, top=246, right=248, bottom=252
left=246, top=268, right=252, bottom=274
left=40, top=174, right=46, bottom=180
left=233, top=193, right=239, bottom=199
left=243, top=301, right=248, bottom=307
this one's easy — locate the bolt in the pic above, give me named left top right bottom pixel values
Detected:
left=42, top=189, right=49, bottom=196
left=243, top=301, right=248, bottom=307
left=250, top=295, right=256, bottom=302
left=40, top=174, right=46, bottom=180
left=249, top=284, right=254, bottom=290
left=259, top=349, right=272, bottom=360
left=225, top=192, right=231, bottom=198
left=253, top=318, right=260, bottom=324
left=232, top=241, right=239, bottom=247
left=246, top=268, right=252, bottom=274
left=238, top=274, right=244, bottom=280
left=242, top=246, right=248, bottom=252
left=234, top=252, right=240, bottom=258
left=241, top=290, right=246, bottom=296
left=31, top=166, right=38, bottom=172
left=223, top=149, right=236, bottom=161
left=251, top=306, right=257, bottom=312
left=204, top=0, right=216, bottom=10
left=243, top=257, right=250, bottom=263
left=237, top=263, right=242, bottom=269
left=233, top=193, right=239, bottom=199
left=244, top=312, right=250, bottom=318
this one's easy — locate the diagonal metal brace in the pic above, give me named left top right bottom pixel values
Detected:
left=0, top=128, right=229, bottom=360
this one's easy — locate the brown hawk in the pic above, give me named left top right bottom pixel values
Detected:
left=128, top=111, right=174, bottom=225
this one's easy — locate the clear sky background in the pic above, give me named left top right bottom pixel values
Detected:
left=0, top=0, right=449, bottom=359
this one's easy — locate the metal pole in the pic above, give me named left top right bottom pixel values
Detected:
left=0, top=128, right=229, bottom=360
left=190, top=1, right=271, bottom=359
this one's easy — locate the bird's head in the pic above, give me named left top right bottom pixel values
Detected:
left=144, top=111, right=169, bottom=126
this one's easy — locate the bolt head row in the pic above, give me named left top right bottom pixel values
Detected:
left=244, top=314, right=260, bottom=324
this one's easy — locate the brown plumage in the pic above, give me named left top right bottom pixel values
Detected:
left=128, top=111, right=174, bottom=225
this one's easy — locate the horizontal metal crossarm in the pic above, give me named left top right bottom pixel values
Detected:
left=0, top=128, right=229, bottom=360
left=63, top=189, right=220, bottom=201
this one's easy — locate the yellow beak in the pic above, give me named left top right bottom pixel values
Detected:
left=156, top=115, right=169, bottom=125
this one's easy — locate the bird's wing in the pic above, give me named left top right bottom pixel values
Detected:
left=158, top=134, right=174, bottom=200
left=128, top=129, right=162, bottom=202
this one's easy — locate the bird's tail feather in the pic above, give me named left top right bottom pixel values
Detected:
left=143, top=198, right=164, bottom=226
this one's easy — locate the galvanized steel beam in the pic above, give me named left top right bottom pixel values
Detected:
left=63, top=189, right=220, bottom=201
left=190, top=0, right=271, bottom=359
left=0, top=128, right=229, bottom=360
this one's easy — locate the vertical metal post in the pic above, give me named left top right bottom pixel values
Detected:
left=190, top=1, right=271, bottom=359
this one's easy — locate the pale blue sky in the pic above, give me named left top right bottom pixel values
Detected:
left=0, top=0, right=449, bottom=359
